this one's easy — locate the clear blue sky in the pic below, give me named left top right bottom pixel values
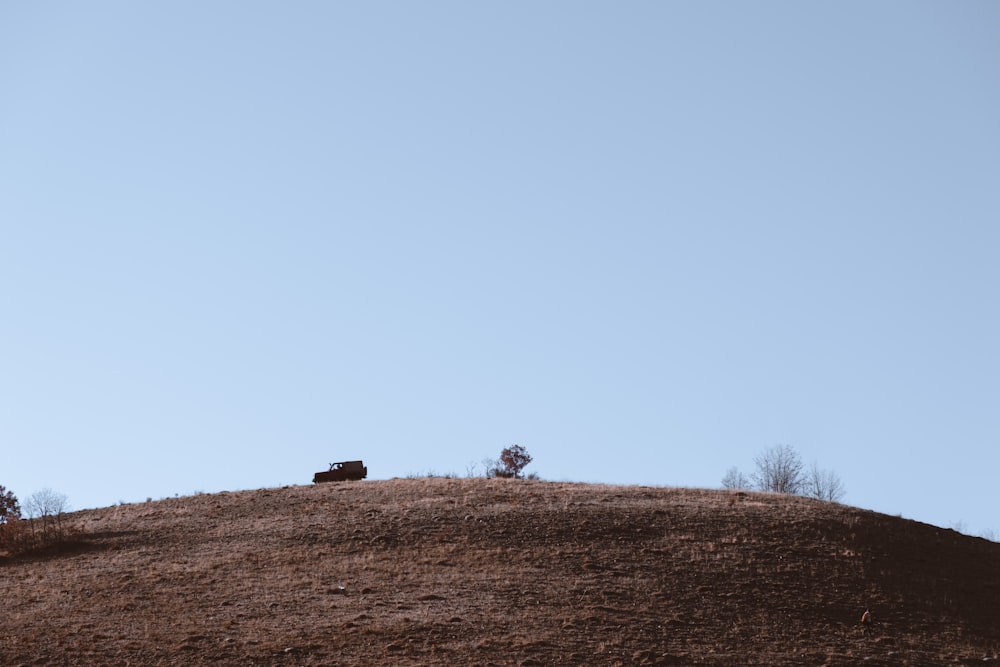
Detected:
left=2, top=2, right=997, bottom=537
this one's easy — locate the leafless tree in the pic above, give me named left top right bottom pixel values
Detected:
left=752, top=444, right=804, bottom=494
left=482, top=457, right=505, bottom=478
left=25, top=488, right=70, bottom=537
left=721, top=466, right=751, bottom=490
left=804, top=463, right=846, bottom=503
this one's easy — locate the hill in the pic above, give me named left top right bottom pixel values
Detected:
left=2, top=478, right=998, bottom=666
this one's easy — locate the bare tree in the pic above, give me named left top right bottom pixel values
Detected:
left=752, top=444, right=804, bottom=494
left=804, top=463, right=846, bottom=503
left=24, top=488, right=70, bottom=537
left=482, top=456, right=505, bottom=478
left=721, top=466, right=751, bottom=490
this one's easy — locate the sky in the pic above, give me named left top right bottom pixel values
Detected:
left=2, top=2, right=998, bottom=538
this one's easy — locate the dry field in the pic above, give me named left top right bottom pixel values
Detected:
left=2, top=478, right=998, bottom=666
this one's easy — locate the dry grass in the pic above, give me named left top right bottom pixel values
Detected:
left=2, top=478, right=998, bottom=665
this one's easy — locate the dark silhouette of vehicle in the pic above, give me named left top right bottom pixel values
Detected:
left=313, top=460, right=368, bottom=483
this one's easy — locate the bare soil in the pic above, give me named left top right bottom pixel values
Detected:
left=2, top=478, right=998, bottom=666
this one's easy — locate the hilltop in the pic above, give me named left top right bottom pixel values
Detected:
left=2, top=478, right=998, bottom=666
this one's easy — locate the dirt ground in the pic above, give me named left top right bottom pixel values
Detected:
left=2, top=478, right=998, bottom=666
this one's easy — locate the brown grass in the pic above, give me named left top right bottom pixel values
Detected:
left=2, top=478, right=998, bottom=665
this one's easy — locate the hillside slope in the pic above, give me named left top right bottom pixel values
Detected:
left=2, top=479, right=998, bottom=666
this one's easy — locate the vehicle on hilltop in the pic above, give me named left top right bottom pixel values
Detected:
left=313, top=460, right=367, bottom=483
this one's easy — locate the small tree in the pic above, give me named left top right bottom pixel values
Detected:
left=0, top=485, right=23, bottom=552
left=752, top=444, right=805, bottom=495
left=485, top=445, right=533, bottom=479
left=500, top=444, right=532, bottom=479
left=804, top=463, right=846, bottom=503
left=0, top=486, right=20, bottom=525
left=721, top=466, right=751, bottom=490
